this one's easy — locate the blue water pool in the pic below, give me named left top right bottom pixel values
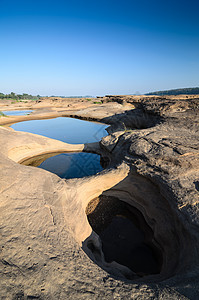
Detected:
left=13, top=117, right=108, bottom=178
left=11, top=117, right=108, bottom=144
left=3, top=110, right=33, bottom=116
left=38, top=152, right=103, bottom=179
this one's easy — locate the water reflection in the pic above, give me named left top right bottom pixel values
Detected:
left=37, top=152, right=103, bottom=179
left=3, top=110, right=33, bottom=116
left=11, top=117, right=108, bottom=144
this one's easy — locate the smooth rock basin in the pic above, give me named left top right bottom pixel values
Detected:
left=10, top=117, right=162, bottom=279
left=86, top=194, right=162, bottom=279
left=12, top=117, right=108, bottom=178
left=100, top=216, right=159, bottom=275
left=24, top=152, right=103, bottom=179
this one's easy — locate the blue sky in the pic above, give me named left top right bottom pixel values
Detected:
left=0, top=0, right=198, bottom=96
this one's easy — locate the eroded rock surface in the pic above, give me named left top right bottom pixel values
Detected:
left=0, top=95, right=199, bottom=299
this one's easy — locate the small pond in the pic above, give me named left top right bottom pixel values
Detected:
left=37, top=152, right=103, bottom=179
left=11, top=117, right=108, bottom=144
left=3, top=110, right=33, bottom=116
left=13, top=117, right=108, bottom=178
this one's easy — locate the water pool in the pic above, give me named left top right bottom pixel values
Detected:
left=37, top=152, right=103, bottom=179
left=11, top=117, right=108, bottom=144
left=13, top=117, right=108, bottom=178
left=3, top=110, right=33, bottom=116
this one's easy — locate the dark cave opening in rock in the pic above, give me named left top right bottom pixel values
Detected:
left=86, top=195, right=162, bottom=277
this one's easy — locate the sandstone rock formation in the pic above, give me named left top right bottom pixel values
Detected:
left=0, top=95, right=198, bottom=299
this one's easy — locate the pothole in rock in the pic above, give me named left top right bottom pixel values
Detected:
left=85, top=195, right=162, bottom=279
left=22, top=152, right=104, bottom=179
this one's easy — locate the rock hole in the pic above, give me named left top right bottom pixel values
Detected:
left=86, top=195, right=162, bottom=278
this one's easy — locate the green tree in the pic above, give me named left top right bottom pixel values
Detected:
left=10, top=92, right=16, bottom=99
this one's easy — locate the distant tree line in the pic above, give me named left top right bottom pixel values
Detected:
left=146, top=87, right=199, bottom=96
left=0, top=92, right=40, bottom=100
left=50, top=95, right=93, bottom=98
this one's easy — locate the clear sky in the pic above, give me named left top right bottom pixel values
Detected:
left=0, top=0, right=198, bottom=96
